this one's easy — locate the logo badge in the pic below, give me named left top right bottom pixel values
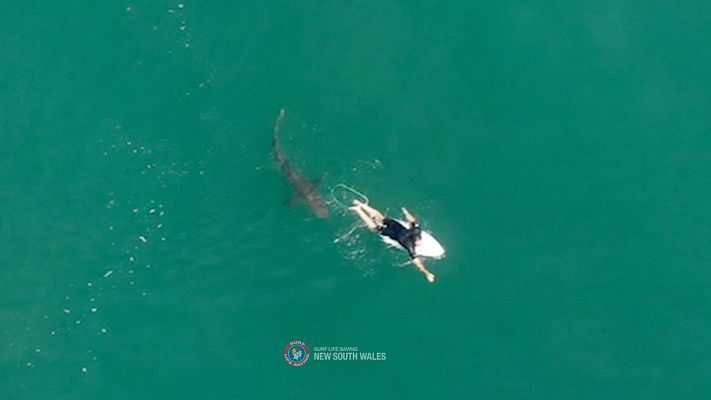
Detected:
left=284, top=340, right=310, bottom=367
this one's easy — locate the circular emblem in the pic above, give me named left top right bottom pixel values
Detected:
left=283, top=340, right=310, bottom=367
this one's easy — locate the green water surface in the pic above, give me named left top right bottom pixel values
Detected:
left=1, top=1, right=709, bottom=399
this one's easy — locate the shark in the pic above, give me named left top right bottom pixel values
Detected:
left=271, top=109, right=329, bottom=219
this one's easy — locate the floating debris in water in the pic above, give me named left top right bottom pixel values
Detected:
left=103, top=270, right=113, bottom=278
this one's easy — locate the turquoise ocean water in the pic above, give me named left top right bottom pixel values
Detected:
left=1, top=1, right=709, bottom=399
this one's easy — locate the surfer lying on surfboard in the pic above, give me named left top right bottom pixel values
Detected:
left=349, top=200, right=437, bottom=283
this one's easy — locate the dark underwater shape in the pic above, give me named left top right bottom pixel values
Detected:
left=271, top=109, right=329, bottom=219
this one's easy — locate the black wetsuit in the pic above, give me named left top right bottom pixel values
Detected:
left=378, top=218, right=422, bottom=259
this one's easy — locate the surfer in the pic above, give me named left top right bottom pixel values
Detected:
left=349, top=200, right=436, bottom=283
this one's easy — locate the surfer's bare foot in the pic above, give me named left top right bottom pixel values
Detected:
left=348, top=200, right=362, bottom=211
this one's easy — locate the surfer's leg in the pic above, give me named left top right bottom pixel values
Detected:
left=352, top=200, right=385, bottom=222
left=349, top=205, right=379, bottom=230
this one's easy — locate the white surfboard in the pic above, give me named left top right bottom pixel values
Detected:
left=380, top=220, right=446, bottom=259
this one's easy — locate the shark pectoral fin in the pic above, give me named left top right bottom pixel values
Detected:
left=284, top=193, right=304, bottom=206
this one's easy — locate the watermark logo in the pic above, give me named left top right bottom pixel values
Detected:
left=283, top=340, right=310, bottom=367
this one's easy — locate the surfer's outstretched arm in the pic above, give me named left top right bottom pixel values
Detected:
left=412, top=257, right=436, bottom=283
left=401, top=207, right=418, bottom=224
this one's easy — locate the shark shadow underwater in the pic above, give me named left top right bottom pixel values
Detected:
left=271, top=109, right=329, bottom=219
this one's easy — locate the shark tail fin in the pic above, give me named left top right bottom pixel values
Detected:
left=273, top=109, right=287, bottom=141
left=271, top=108, right=288, bottom=162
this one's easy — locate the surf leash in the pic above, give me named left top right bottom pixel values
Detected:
left=329, top=183, right=370, bottom=210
